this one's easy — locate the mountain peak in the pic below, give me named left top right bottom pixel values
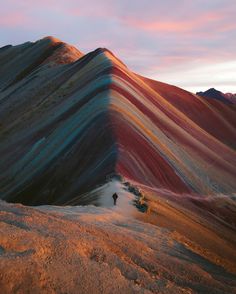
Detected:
left=40, top=36, right=62, bottom=44
left=43, top=42, right=83, bottom=66
left=0, top=37, right=84, bottom=90
left=36, top=36, right=83, bottom=65
left=197, top=88, right=236, bottom=104
left=91, top=47, right=127, bottom=69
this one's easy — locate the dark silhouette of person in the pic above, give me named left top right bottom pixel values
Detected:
left=112, top=193, right=118, bottom=205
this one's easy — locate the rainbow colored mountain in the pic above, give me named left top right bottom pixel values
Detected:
left=0, top=36, right=235, bottom=205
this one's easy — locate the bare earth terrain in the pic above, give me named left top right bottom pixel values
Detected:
left=0, top=181, right=236, bottom=294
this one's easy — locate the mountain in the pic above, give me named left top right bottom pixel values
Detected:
left=0, top=37, right=236, bottom=205
left=1, top=37, right=236, bottom=294
left=197, top=88, right=236, bottom=104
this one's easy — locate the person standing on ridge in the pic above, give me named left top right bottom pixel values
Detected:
left=112, top=193, right=118, bottom=205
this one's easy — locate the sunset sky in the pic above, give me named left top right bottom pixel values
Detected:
left=1, top=0, right=236, bottom=93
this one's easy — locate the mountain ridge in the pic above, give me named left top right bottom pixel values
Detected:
left=197, top=88, right=236, bottom=104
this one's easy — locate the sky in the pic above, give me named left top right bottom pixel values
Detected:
left=0, top=0, right=236, bottom=93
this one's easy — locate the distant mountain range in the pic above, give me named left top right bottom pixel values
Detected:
left=197, top=88, right=236, bottom=104
left=0, top=37, right=235, bottom=205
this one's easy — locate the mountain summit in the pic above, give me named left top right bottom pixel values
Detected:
left=197, top=88, right=236, bottom=104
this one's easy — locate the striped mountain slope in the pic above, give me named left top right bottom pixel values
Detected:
left=0, top=37, right=235, bottom=205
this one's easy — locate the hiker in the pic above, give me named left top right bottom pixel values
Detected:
left=112, top=193, right=118, bottom=205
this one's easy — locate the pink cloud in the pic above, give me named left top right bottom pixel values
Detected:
left=0, top=12, right=27, bottom=27
left=66, top=5, right=115, bottom=18
left=121, top=11, right=229, bottom=34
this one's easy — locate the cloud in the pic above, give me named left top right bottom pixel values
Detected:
left=0, top=12, right=27, bottom=27
left=120, top=11, right=224, bottom=33
left=0, top=0, right=236, bottom=92
left=150, top=60, right=236, bottom=93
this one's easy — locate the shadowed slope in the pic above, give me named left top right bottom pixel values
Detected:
left=0, top=48, right=120, bottom=204
left=0, top=39, right=236, bottom=205
left=0, top=36, right=83, bottom=91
